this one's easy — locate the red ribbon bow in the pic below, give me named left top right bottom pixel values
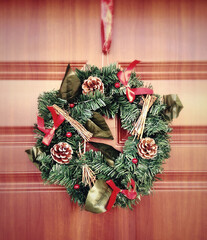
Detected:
left=37, top=106, right=65, bottom=146
left=117, top=60, right=153, bottom=103
left=106, top=179, right=137, bottom=211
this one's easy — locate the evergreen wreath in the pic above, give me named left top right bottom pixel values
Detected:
left=26, top=61, right=183, bottom=213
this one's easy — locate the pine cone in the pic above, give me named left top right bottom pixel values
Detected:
left=138, top=137, right=158, bottom=159
left=82, top=76, right=104, bottom=95
left=50, top=142, right=73, bottom=164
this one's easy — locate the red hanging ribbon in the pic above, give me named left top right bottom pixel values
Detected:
left=117, top=60, right=153, bottom=103
left=101, top=0, right=114, bottom=54
left=105, top=179, right=137, bottom=211
left=37, top=106, right=65, bottom=146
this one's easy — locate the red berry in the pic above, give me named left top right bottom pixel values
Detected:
left=74, top=184, right=80, bottom=190
left=115, top=82, right=120, bottom=88
left=66, top=132, right=72, bottom=138
left=132, top=158, right=138, bottom=164
left=69, top=103, right=75, bottom=108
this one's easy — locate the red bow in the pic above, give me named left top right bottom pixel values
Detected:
left=106, top=179, right=137, bottom=211
left=37, top=106, right=65, bottom=146
left=117, top=60, right=153, bottom=103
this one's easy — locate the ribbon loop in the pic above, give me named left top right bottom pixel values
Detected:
left=37, top=106, right=65, bottom=146
left=117, top=60, right=153, bottom=103
left=105, top=180, right=120, bottom=211
left=121, top=179, right=137, bottom=199
left=106, top=179, right=137, bottom=211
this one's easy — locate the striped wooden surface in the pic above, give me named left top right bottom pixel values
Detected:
left=0, top=0, right=207, bottom=239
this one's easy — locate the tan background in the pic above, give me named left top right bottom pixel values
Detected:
left=0, top=0, right=206, bottom=240
left=1, top=0, right=207, bottom=62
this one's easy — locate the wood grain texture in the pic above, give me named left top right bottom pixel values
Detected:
left=1, top=61, right=207, bottom=80
left=0, top=191, right=206, bottom=240
left=1, top=61, right=207, bottom=126
left=1, top=125, right=207, bottom=145
left=0, top=171, right=206, bottom=192
left=0, top=0, right=207, bottom=63
left=0, top=60, right=206, bottom=238
left=0, top=62, right=86, bottom=80
left=0, top=125, right=206, bottom=173
left=0, top=0, right=207, bottom=239
left=119, top=61, right=207, bottom=80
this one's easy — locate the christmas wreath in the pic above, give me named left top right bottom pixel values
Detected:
left=26, top=60, right=183, bottom=213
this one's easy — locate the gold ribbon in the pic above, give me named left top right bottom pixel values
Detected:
left=25, top=146, right=43, bottom=169
left=59, top=64, right=81, bottom=101
left=85, top=180, right=112, bottom=213
left=163, top=94, right=183, bottom=121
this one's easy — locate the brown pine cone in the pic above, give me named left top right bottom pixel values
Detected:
left=50, top=142, right=73, bottom=164
left=82, top=76, right=104, bottom=95
left=138, top=137, right=158, bottom=159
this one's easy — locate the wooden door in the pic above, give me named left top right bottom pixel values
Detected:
left=0, top=0, right=206, bottom=240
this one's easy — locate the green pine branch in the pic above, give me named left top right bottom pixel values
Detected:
left=30, top=63, right=172, bottom=210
